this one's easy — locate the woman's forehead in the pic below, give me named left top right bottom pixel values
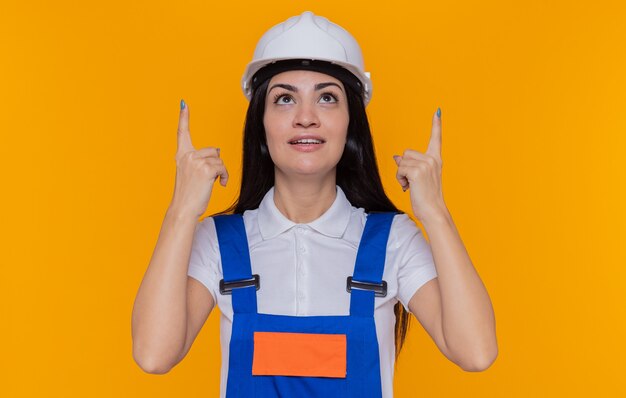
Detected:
left=267, top=70, right=344, bottom=88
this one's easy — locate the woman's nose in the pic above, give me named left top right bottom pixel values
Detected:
left=293, top=103, right=320, bottom=128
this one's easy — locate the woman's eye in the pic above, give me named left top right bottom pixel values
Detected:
left=320, top=93, right=338, bottom=103
left=273, top=93, right=338, bottom=104
left=274, top=94, right=294, bottom=104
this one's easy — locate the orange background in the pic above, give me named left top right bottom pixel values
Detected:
left=1, top=0, right=625, bottom=396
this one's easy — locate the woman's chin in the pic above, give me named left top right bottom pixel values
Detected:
left=275, top=164, right=337, bottom=180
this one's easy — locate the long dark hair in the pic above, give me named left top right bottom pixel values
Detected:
left=212, top=74, right=412, bottom=358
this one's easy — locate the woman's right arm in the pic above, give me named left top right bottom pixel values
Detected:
left=131, top=100, right=228, bottom=373
left=131, top=207, right=215, bottom=374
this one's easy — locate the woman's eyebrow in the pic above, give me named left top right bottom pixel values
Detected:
left=268, top=82, right=344, bottom=94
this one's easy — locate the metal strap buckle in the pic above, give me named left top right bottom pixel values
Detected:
left=219, top=274, right=260, bottom=295
left=346, top=276, right=387, bottom=297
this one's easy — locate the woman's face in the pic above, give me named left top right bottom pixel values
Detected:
left=263, top=70, right=349, bottom=179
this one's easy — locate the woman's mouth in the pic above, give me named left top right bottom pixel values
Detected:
left=289, top=138, right=325, bottom=145
left=288, top=138, right=325, bottom=152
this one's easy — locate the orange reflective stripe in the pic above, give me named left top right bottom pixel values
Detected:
left=252, top=331, right=347, bottom=378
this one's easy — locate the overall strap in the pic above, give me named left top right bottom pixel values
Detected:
left=213, top=214, right=258, bottom=314
left=349, top=212, right=396, bottom=317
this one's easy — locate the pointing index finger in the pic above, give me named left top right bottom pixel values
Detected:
left=177, top=99, right=194, bottom=154
left=425, top=107, right=442, bottom=161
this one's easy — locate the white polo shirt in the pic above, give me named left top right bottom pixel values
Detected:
left=187, top=185, right=438, bottom=398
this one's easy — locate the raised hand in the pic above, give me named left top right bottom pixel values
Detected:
left=170, top=99, right=228, bottom=218
left=393, top=108, right=447, bottom=222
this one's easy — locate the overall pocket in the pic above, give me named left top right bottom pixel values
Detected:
left=252, top=331, right=346, bottom=377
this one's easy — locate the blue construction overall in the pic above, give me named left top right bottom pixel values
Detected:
left=213, top=211, right=396, bottom=398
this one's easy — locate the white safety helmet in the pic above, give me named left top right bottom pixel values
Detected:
left=241, top=11, right=373, bottom=106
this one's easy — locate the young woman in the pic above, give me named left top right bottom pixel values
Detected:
left=132, top=10, right=497, bottom=398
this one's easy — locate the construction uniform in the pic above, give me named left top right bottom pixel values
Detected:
left=187, top=185, right=438, bottom=397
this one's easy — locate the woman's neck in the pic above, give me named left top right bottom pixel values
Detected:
left=273, top=172, right=337, bottom=224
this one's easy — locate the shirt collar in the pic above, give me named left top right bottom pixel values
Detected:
left=258, top=185, right=352, bottom=240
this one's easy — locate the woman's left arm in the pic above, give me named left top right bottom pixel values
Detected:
left=394, top=108, right=498, bottom=371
